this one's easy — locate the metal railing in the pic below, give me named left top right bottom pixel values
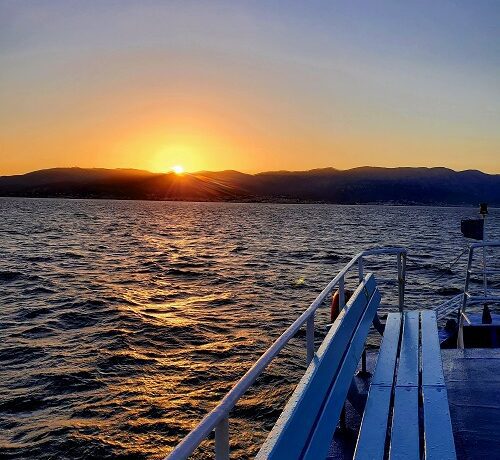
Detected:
left=165, top=247, right=407, bottom=460
left=435, top=294, right=462, bottom=322
left=458, top=241, right=500, bottom=348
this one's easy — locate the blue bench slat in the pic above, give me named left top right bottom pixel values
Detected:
left=396, top=311, right=419, bottom=387
left=422, top=386, right=457, bottom=460
left=390, top=311, right=420, bottom=459
left=421, top=311, right=445, bottom=386
left=354, top=312, right=402, bottom=460
left=371, top=313, right=402, bottom=386
left=353, top=385, right=392, bottom=460
left=389, top=386, right=420, bottom=460
left=421, top=311, right=456, bottom=460
left=302, top=288, right=382, bottom=460
left=256, top=274, right=377, bottom=459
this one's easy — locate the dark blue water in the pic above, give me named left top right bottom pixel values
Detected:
left=1, top=198, right=498, bottom=459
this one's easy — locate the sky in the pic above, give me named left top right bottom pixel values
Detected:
left=1, top=0, right=499, bottom=175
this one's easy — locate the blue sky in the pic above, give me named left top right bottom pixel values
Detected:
left=1, top=1, right=499, bottom=173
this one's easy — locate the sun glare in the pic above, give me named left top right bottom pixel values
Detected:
left=171, top=165, right=185, bottom=175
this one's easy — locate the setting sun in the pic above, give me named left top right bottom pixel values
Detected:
left=171, top=165, right=185, bottom=175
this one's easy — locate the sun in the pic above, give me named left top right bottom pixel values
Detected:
left=171, top=165, right=185, bottom=175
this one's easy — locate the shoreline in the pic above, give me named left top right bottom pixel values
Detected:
left=0, top=194, right=491, bottom=208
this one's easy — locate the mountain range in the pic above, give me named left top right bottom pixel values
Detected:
left=1, top=166, right=499, bottom=205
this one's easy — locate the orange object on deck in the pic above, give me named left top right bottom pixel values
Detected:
left=330, top=289, right=352, bottom=322
left=330, top=290, right=340, bottom=322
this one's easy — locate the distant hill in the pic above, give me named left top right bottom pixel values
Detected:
left=1, top=166, right=499, bottom=205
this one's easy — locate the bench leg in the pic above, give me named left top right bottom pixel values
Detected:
left=347, top=379, right=366, bottom=415
left=357, top=349, right=371, bottom=378
left=339, top=405, right=347, bottom=431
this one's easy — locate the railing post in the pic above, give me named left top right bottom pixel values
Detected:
left=306, top=314, right=315, bottom=366
left=338, top=275, right=345, bottom=309
left=482, top=215, right=487, bottom=299
left=215, top=417, right=229, bottom=460
left=358, top=256, right=364, bottom=282
left=458, top=246, right=474, bottom=349
left=397, top=253, right=405, bottom=312
left=356, top=257, right=370, bottom=377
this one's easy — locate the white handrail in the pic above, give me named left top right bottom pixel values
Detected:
left=165, top=247, right=407, bottom=460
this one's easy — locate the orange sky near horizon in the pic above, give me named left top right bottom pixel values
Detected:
left=1, top=2, right=499, bottom=176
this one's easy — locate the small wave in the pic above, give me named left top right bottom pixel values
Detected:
left=378, top=279, right=397, bottom=287
left=142, top=260, right=160, bottom=267
left=311, top=252, right=344, bottom=262
left=231, top=245, right=247, bottom=253
left=0, top=229, right=24, bottom=235
left=22, top=306, right=53, bottom=319
left=148, top=294, right=170, bottom=303
left=57, top=311, right=100, bottom=330
left=141, top=404, right=168, bottom=419
left=24, top=255, right=53, bottom=262
left=171, top=261, right=212, bottom=269
left=21, top=325, right=54, bottom=338
left=233, top=398, right=285, bottom=421
left=29, top=435, right=121, bottom=460
left=26, top=286, right=56, bottom=295
left=104, top=295, right=138, bottom=306
left=408, top=262, right=454, bottom=275
left=97, top=353, right=157, bottom=375
left=436, top=287, right=462, bottom=295
left=0, top=395, right=48, bottom=414
left=113, top=278, right=136, bottom=285
left=124, top=420, right=177, bottom=435
left=142, top=307, right=169, bottom=315
left=40, top=370, right=104, bottom=394
left=0, top=345, right=46, bottom=365
left=71, top=299, right=107, bottom=308
left=198, top=349, right=236, bottom=362
left=70, top=407, right=100, bottom=419
left=288, top=250, right=314, bottom=260
left=141, top=321, right=197, bottom=337
left=62, top=251, right=85, bottom=259
left=198, top=323, right=229, bottom=335
left=0, top=270, right=22, bottom=282
left=211, top=296, right=235, bottom=306
left=166, top=268, right=202, bottom=277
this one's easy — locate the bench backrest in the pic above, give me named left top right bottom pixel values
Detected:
left=257, top=274, right=381, bottom=460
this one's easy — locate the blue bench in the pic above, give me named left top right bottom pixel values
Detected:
left=355, top=311, right=456, bottom=460
left=257, top=275, right=456, bottom=460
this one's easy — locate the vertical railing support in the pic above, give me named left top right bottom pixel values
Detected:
left=482, top=214, right=487, bottom=299
left=357, top=255, right=369, bottom=376
left=397, top=253, right=405, bottom=312
left=306, top=314, right=315, bottom=366
left=215, top=417, right=229, bottom=460
left=358, top=257, right=364, bottom=282
left=458, top=247, right=474, bottom=349
left=338, top=275, right=345, bottom=309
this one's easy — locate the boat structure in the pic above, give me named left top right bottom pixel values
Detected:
left=167, top=205, right=499, bottom=460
